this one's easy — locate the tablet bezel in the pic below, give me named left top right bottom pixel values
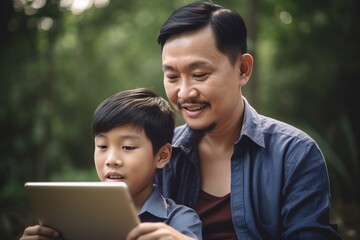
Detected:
left=25, top=181, right=140, bottom=240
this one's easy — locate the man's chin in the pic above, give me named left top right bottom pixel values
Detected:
left=188, top=122, right=216, bottom=134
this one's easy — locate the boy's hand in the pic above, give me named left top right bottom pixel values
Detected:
left=127, top=222, right=195, bottom=240
left=20, top=225, right=62, bottom=240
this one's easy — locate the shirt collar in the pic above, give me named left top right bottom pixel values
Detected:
left=172, top=97, right=265, bottom=150
left=139, top=185, right=168, bottom=220
left=240, top=97, right=265, bottom=148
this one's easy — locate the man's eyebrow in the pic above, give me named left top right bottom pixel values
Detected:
left=189, top=61, right=209, bottom=69
left=162, top=64, right=175, bottom=71
left=162, top=61, right=209, bottom=71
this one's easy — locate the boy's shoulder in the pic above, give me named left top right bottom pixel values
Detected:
left=140, top=186, right=202, bottom=238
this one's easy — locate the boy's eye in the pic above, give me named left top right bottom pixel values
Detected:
left=97, top=145, right=108, bottom=150
left=122, top=146, right=137, bottom=151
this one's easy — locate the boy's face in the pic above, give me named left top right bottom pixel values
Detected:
left=94, top=124, right=169, bottom=205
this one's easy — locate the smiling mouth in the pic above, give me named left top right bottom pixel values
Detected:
left=178, top=101, right=209, bottom=111
left=184, top=105, right=205, bottom=111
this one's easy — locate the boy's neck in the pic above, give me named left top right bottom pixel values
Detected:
left=132, top=185, right=154, bottom=213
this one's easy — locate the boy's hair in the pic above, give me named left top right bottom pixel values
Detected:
left=93, top=88, right=175, bottom=155
left=157, top=1, right=247, bottom=65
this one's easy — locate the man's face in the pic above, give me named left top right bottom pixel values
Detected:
left=161, top=26, right=244, bottom=132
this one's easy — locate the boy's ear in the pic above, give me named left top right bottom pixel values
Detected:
left=156, top=143, right=172, bottom=169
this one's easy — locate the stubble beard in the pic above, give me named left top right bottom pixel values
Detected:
left=189, top=122, right=217, bottom=135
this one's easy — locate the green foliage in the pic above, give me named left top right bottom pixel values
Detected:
left=0, top=0, right=359, bottom=239
left=257, top=0, right=360, bottom=201
left=256, top=0, right=360, bottom=237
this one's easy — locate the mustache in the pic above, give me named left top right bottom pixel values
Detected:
left=177, top=100, right=209, bottom=108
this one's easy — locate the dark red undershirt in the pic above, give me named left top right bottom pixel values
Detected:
left=194, top=189, right=237, bottom=240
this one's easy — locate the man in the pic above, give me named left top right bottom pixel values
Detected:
left=155, top=1, right=341, bottom=239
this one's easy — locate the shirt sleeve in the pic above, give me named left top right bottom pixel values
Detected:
left=281, top=139, right=341, bottom=240
left=165, top=199, right=203, bottom=240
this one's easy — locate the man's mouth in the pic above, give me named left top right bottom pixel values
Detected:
left=184, top=105, right=204, bottom=111
left=178, top=101, right=209, bottom=111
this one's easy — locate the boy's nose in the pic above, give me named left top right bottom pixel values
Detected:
left=105, top=152, right=123, bottom=167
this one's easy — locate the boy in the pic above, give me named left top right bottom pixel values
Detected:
left=20, top=88, right=202, bottom=240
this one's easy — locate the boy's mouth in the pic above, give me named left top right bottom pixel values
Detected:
left=105, top=172, right=125, bottom=180
left=108, top=175, right=124, bottom=179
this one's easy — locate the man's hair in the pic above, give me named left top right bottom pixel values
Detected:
left=157, top=1, right=248, bottom=65
left=92, top=88, right=175, bottom=155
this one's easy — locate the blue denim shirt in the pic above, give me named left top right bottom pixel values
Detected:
left=139, top=185, right=202, bottom=239
left=155, top=98, right=341, bottom=240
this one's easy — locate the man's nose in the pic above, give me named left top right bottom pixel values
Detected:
left=178, top=79, right=198, bottom=99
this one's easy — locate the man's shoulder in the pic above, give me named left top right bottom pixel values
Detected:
left=259, top=114, right=315, bottom=143
left=243, top=98, right=314, bottom=146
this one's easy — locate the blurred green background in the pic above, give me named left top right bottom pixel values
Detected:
left=1, top=0, right=359, bottom=239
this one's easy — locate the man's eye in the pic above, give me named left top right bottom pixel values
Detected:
left=166, top=75, right=179, bottom=82
left=122, top=146, right=137, bottom=151
left=193, top=73, right=208, bottom=80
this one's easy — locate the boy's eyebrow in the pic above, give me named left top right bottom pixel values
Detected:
left=94, top=133, right=142, bottom=140
left=95, top=132, right=107, bottom=138
left=94, top=133, right=107, bottom=138
left=118, top=135, right=142, bottom=140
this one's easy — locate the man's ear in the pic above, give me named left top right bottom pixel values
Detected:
left=156, top=143, right=172, bottom=169
left=238, top=53, right=253, bottom=86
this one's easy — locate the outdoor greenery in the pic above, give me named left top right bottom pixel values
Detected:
left=0, top=0, right=359, bottom=239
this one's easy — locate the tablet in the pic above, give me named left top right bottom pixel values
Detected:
left=24, top=182, right=140, bottom=240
